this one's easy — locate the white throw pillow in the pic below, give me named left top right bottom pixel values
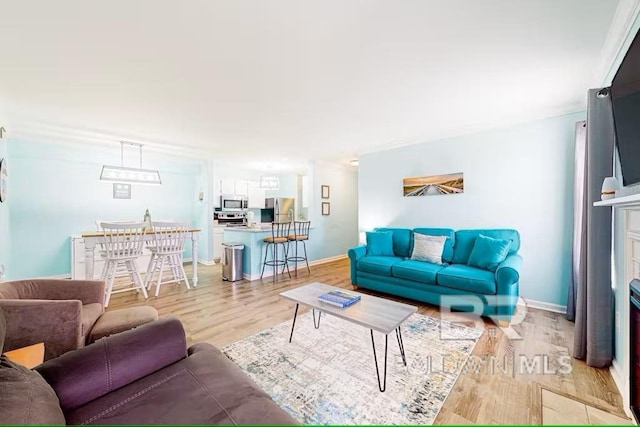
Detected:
left=411, top=234, right=447, bottom=264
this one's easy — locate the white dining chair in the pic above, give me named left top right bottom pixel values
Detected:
left=100, top=221, right=149, bottom=306
left=144, top=221, right=190, bottom=297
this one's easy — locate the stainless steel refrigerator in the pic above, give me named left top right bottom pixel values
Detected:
left=265, top=197, right=295, bottom=222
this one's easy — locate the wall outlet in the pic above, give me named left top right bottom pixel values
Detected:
left=616, top=311, right=620, bottom=329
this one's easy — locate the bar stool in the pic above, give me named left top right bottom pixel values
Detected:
left=144, top=221, right=190, bottom=297
left=100, top=222, right=149, bottom=307
left=260, top=221, right=292, bottom=282
left=284, top=221, right=311, bottom=277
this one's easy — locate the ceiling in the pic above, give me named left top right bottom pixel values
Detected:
left=0, top=0, right=621, bottom=168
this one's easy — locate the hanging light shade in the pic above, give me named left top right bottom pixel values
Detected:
left=100, top=141, right=162, bottom=185
left=260, top=176, right=280, bottom=190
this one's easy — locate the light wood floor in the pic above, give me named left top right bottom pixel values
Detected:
left=109, top=259, right=628, bottom=425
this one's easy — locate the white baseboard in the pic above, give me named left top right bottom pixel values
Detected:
left=519, top=297, right=567, bottom=314
left=308, top=254, right=348, bottom=266
left=242, top=254, right=348, bottom=281
left=610, top=359, right=633, bottom=419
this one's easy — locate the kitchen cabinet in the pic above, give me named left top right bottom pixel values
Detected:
left=220, top=179, right=236, bottom=195
left=213, top=226, right=225, bottom=262
left=235, top=180, right=249, bottom=197
left=247, top=180, right=266, bottom=208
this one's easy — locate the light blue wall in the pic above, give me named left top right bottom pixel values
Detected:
left=0, top=137, right=10, bottom=280
left=359, top=112, right=585, bottom=306
left=307, top=162, right=359, bottom=261
left=7, top=139, right=208, bottom=279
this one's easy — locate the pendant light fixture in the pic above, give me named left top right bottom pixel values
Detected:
left=100, top=141, right=162, bottom=185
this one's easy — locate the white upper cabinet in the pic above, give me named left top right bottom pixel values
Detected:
left=247, top=181, right=266, bottom=208
left=235, top=180, right=249, bottom=197
left=220, top=179, right=236, bottom=195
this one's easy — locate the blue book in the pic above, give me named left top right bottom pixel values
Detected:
left=318, top=290, right=361, bottom=308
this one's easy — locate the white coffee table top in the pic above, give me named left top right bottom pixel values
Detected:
left=280, top=282, right=418, bottom=334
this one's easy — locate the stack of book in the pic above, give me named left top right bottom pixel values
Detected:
left=318, top=289, right=361, bottom=308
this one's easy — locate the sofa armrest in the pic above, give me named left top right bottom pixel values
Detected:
left=3, top=279, right=106, bottom=306
left=494, top=255, right=522, bottom=320
left=347, top=245, right=367, bottom=285
left=495, top=254, right=522, bottom=290
left=36, top=316, right=188, bottom=412
left=348, top=244, right=367, bottom=261
left=0, top=299, right=82, bottom=360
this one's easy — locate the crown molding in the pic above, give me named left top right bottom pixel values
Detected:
left=7, top=116, right=213, bottom=162
left=356, top=105, right=585, bottom=157
left=592, top=0, right=640, bottom=86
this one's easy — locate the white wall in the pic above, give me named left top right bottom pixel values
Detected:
left=359, top=112, right=584, bottom=306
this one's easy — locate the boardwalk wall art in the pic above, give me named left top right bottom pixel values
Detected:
left=403, top=172, right=464, bottom=196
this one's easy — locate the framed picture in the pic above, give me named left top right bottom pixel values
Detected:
left=402, top=172, right=464, bottom=197
left=321, top=185, right=330, bottom=199
left=322, top=202, right=330, bottom=215
left=113, top=183, right=132, bottom=199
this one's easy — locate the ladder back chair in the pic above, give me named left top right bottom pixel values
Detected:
left=144, top=221, right=190, bottom=296
left=100, top=222, right=148, bottom=307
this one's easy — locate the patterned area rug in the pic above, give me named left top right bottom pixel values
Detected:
left=223, top=311, right=482, bottom=424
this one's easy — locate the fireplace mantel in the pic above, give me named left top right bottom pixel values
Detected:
left=594, top=193, right=640, bottom=208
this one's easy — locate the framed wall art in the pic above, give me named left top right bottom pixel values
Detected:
left=402, top=172, right=463, bottom=197
left=321, top=185, right=330, bottom=199
left=322, top=202, right=330, bottom=215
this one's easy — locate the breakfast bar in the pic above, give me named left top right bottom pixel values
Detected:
left=223, top=225, right=313, bottom=281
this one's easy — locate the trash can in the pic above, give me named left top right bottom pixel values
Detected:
left=221, top=242, right=244, bottom=282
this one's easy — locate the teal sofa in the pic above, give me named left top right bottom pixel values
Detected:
left=347, top=228, right=522, bottom=321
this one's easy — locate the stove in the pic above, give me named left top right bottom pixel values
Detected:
left=215, top=211, right=246, bottom=226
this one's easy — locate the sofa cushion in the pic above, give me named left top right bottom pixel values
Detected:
left=82, top=302, right=104, bottom=341
left=0, top=355, right=66, bottom=424
left=437, top=264, right=497, bottom=295
left=413, top=228, right=455, bottom=263
left=375, top=228, right=412, bottom=258
left=357, top=256, right=404, bottom=276
left=63, top=344, right=297, bottom=425
left=452, top=229, right=520, bottom=264
left=467, top=234, right=513, bottom=271
left=392, top=260, right=444, bottom=284
left=411, top=234, right=447, bottom=264
left=366, top=231, right=395, bottom=257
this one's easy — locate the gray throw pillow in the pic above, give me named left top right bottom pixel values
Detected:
left=411, top=234, right=448, bottom=264
left=0, top=355, right=66, bottom=424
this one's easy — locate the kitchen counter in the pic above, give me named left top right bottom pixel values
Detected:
left=223, top=225, right=313, bottom=280
left=222, top=225, right=274, bottom=233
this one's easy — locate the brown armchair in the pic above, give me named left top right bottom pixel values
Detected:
left=0, top=279, right=105, bottom=361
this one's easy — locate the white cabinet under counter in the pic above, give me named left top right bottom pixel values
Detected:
left=213, top=225, right=226, bottom=262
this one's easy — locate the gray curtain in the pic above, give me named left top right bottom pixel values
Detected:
left=568, top=88, right=614, bottom=368
left=567, top=121, right=586, bottom=321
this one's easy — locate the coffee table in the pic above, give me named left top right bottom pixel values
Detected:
left=280, top=282, right=418, bottom=392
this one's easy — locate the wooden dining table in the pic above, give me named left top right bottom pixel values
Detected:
left=80, top=228, right=202, bottom=286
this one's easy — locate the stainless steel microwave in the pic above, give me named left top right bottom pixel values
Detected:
left=220, top=195, right=248, bottom=210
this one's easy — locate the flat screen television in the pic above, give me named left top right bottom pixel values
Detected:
left=611, top=28, right=640, bottom=187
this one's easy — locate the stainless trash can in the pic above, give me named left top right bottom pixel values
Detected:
left=222, top=242, right=244, bottom=282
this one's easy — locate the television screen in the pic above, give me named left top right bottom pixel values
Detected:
left=612, top=29, right=640, bottom=187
